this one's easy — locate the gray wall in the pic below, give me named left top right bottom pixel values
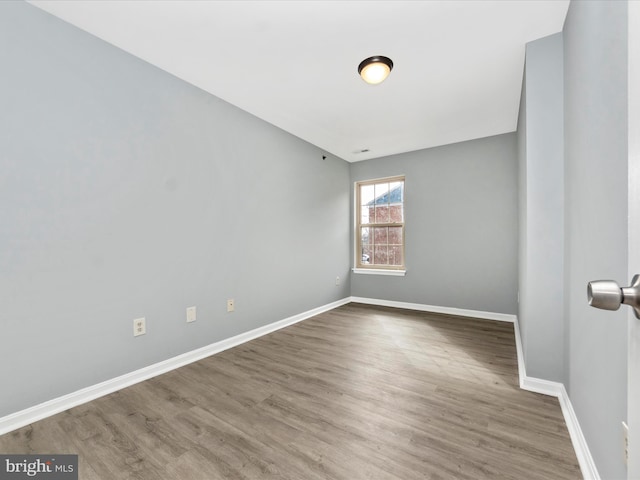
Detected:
left=563, top=2, right=628, bottom=478
left=518, top=3, right=628, bottom=476
left=0, top=1, right=351, bottom=417
left=518, top=33, right=565, bottom=382
left=350, top=134, right=518, bottom=315
left=517, top=68, right=528, bottom=360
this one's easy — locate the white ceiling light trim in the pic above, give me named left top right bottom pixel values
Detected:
left=358, top=56, right=394, bottom=85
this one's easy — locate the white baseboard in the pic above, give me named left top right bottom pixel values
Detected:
left=557, top=384, right=601, bottom=480
left=517, top=375, right=600, bottom=480
left=513, top=316, right=527, bottom=388
left=513, top=319, right=600, bottom=480
left=349, top=296, right=517, bottom=323
left=0, top=297, right=351, bottom=436
left=520, top=375, right=564, bottom=396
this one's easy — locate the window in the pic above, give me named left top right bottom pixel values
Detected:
left=355, top=176, right=405, bottom=270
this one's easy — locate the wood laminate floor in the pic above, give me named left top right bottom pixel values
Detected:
left=0, top=303, right=581, bottom=479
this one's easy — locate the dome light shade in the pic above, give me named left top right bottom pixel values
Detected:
left=358, top=56, right=394, bottom=85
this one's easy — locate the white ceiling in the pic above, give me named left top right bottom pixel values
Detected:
left=28, top=0, right=569, bottom=162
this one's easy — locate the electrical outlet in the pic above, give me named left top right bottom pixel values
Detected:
left=133, top=317, right=146, bottom=337
left=623, top=421, right=629, bottom=465
left=335, top=276, right=341, bottom=286
left=186, top=306, right=196, bottom=323
left=227, top=298, right=235, bottom=312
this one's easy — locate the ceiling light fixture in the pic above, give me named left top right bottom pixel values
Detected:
left=358, top=56, right=394, bottom=85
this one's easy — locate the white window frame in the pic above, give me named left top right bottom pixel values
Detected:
left=354, top=175, right=406, bottom=275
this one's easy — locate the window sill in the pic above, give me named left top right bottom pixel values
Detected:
left=352, top=268, right=406, bottom=277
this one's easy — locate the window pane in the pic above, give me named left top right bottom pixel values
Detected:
left=389, top=181, right=404, bottom=203
left=361, top=206, right=373, bottom=225
left=374, top=245, right=388, bottom=264
left=360, top=184, right=375, bottom=206
left=389, top=205, right=403, bottom=223
left=373, top=227, right=388, bottom=245
left=361, top=245, right=372, bottom=264
left=389, top=226, right=403, bottom=245
left=361, top=227, right=371, bottom=245
left=355, top=177, right=404, bottom=269
left=375, top=205, right=389, bottom=223
left=374, top=182, right=390, bottom=205
left=389, top=246, right=403, bottom=265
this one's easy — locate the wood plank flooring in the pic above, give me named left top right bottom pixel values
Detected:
left=0, top=303, right=581, bottom=479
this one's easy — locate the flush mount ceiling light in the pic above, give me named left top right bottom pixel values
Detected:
left=358, top=55, right=394, bottom=85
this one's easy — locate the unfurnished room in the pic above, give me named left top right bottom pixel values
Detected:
left=1, top=1, right=639, bottom=479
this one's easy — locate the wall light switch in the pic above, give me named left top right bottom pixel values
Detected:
left=186, top=306, right=196, bottom=323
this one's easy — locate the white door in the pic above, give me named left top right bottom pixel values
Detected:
left=628, top=1, right=640, bottom=478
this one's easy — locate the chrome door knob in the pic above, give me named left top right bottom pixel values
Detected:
left=587, top=280, right=623, bottom=310
left=587, top=274, right=640, bottom=319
